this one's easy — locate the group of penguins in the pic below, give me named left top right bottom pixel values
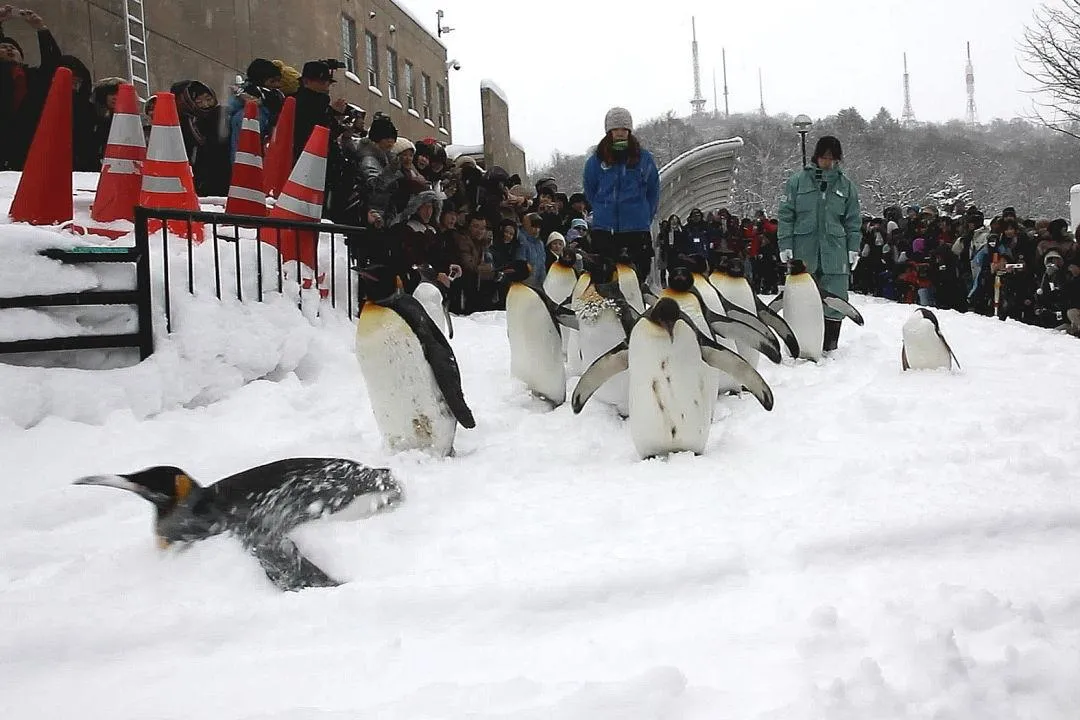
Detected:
left=72, top=250, right=962, bottom=592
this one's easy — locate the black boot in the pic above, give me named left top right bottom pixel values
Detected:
left=823, top=318, right=842, bottom=352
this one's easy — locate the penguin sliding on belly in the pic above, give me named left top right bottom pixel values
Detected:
left=408, top=264, right=454, bottom=340
left=74, top=458, right=403, bottom=591
left=902, top=308, right=960, bottom=371
left=572, top=298, right=774, bottom=459
left=768, top=260, right=865, bottom=362
left=502, top=259, right=578, bottom=406
left=355, top=264, right=475, bottom=457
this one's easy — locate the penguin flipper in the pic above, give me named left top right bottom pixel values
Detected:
left=699, top=339, right=775, bottom=412
left=819, top=290, right=865, bottom=326
left=642, top=284, right=659, bottom=307
left=767, top=292, right=785, bottom=313
left=393, top=295, right=476, bottom=429
left=443, top=304, right=454, bottom=340
left=241, top=533, right=341, bottom=592
left=902, top=345, right=910, bottom=371
left=571, top=342, right=630, bottom=414
left=719, top=305, right=780, bottom=355
left=754, top=295, right=800, bottom=358
left=539, top=288, right=580, bottom=331
left=707, top=316, right=782, bottom=364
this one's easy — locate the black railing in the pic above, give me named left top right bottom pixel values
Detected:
left=134, top=206, right=365, bottom=334
left=0, top=231, right=154, bottom=360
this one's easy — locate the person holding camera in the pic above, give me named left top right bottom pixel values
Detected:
left=777, top=135, right=863, bottom=351
left=0, top=5, right=60, bottom=171
left=293, top=60, right=349, bottom=161
left=227, top=59, right=283, bottom=161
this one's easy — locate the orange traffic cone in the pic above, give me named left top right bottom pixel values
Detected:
left=225, top=100, right=266, bottom=217
left=260, top=124, right=328, bottom=285
left=9, top=67, right=73, bottom=225
left=90, top=83, right=146, bottom=224
left=140, top=91, right=204, bottom=242
left=263, top=95, right=295, bottom=198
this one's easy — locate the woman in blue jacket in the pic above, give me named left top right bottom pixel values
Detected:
left=582, top=107, right=660, bottom=283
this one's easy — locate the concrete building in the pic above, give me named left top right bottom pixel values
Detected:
left=8, top=0, right=454, bottom=143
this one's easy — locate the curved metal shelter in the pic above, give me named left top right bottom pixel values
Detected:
left=657, top=137, right=744, bottom=223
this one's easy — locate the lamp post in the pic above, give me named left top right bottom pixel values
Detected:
left=436, top=9, right=454, bottom=37
left=793, top=114, right=813, bottom=168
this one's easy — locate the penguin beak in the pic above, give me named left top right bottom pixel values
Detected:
left=73, top=474, right=165, bottom=503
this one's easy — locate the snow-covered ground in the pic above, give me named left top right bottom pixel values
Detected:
left=2, top=176, right=1080, bottom=718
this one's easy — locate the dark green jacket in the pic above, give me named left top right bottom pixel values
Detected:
left=777, top=165, right=862, bottom=275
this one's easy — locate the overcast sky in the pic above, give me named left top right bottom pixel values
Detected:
left=398, top=0, right=1049, bottom=170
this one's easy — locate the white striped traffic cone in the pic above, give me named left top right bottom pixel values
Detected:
left=225, top=100, right=266, bottom=217
left=90, top=83, right=145, bottom=227
left=139, top=91, right=204, bottom=242
left=260, top=125, right=328, bottom=288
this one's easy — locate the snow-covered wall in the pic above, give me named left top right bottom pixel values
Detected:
left=480, top=81, right=527, bottom=182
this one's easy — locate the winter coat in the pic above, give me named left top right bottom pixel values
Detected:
left=513, top=228, right=547, bottom=286
left=226, top=83, right=282, bottom=160
left=582, top=146, right=660, bottom=233
left=60, top=56, right=99, bottom=172
left=0, top=29, right=61, bottom=170
left=777, top=165, right=862, bottom=275
left=172, top=81, right=230, bottom=196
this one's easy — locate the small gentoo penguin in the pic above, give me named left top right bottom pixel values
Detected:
left=902, top=308, right=960, bottom=371
left=74, top=458, right=403, bottom=591
left=768, top=260, right=864, bottom=361
left=572, top=298, right=774, bottom=459
left=408, top=264, right=454, bottom=340
left=501, top=259, right=577, bottom=406
left=355, top=264, right=475, bottom=457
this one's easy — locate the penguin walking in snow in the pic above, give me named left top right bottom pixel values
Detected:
left=74, top=458, right=403, bottom=591
left=355, top=264, right=475, bottom=457
left=615, top=249, right=648, bottom=314
left=408, top=264, right=454, bottom=340
left=902, top=308, right=960, bottom=371
left=768, top=260, right=864, bottom=362
left=708, top=256, right=800, bottom=364
left=572, top=298, right=774, bottom=459
left=502, top=260, right=578, bottom=406
left=543, top=248, right=581, bottom=365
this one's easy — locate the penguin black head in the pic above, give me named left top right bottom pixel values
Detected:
left=678, top=253, right=709, bottom=277
left=646, top=297, right=682, bottom=339
left=583, top=254, right=616, bottom=284
left=496, top=259, right=532, bottom=284
left=788, top=259, right=808, bottom=275
left=667, top=265, right=695, bottom=293
left=358, top=264, right=403, bottom=302
left=916, top=307, right=940, bottom=329
left=556, top=248, right=578, bottom=269
left=718, top=255, right=745, bottom=278
left=409, top=263, right=438, bottom=285
left=74, top=466, right=202, bottom=519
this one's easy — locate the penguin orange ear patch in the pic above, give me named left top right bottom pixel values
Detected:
left=174, top=473, right=192, bottom=500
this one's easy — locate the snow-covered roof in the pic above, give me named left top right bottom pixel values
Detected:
left=480, top=79, right=509, bottom=105
left=446, top=143, right=484, bottom=159
left=389, top=0, right=447, bottom=50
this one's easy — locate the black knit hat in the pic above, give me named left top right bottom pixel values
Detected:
left=368, top=115, right=398, bottom=143
left=245, top=58, right=281, bottom=85
left=0, top=35, right=22, bottom=58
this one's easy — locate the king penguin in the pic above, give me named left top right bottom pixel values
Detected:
left=572, top=298, right=774, bottom=459
left=708, top=256, right=800, bottom=365
left=74, top=458, right=403, bottom=591
left=615, top=249, right=647, bottom=314
left=573, top=255, right=639, bottom=416
left=902, top=308, right=960, bottom=371
left=503, top=259, right=578, bottom=405
left=408, top=264, right=454, bottom=340
left=543, top=248, right=581, bottom=365
left=768, top=260, right=865, bottom=362
left=355, top=264, right=476, bottom=457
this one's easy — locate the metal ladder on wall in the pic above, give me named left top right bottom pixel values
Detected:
left=123, top=0, right=152, bottom=101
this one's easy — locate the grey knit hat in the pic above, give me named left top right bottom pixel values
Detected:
left=604, top=106, right=633, bottom=133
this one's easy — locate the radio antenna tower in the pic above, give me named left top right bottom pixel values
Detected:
left=690, top=17, right=706, bottom=116
left=901, top=52, right=916, bottom=126
left=758, top=68, right=765, bottom=116
left=965, top=42, right=978, bottom=126
left=722, top=48, right=729, bottom=117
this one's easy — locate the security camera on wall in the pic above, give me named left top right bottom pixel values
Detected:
left=368, top=10, right=376, bottom=19
left=447, top=59, right=461, bottom=71
left=389, top=24, right=396, bottom=32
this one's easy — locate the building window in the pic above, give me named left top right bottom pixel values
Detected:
left=421, top=73, right=432, bottom=120
left=437, top=83, right=447, bottom=128
left=386, top=48, right=398, bottom=101
left=341, top=16, right=357, bottom=74
left=403, top=61, right=415, bottom=111
left=364, top=31, right=378, bottom=87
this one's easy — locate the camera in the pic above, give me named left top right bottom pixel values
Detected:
left=321, top=58, right=348, bottom=71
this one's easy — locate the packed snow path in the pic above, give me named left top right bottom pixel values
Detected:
left=3, top=297, right=1080, bottom=719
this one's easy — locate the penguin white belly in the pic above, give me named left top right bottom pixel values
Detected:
left=661, top=290, right=720, bottom=412
left=506, top=285, right=567, bottom=404
left=355, top=305, right=458, bottom=456
left=412, top=282, right=447, bottom=337
left=628, top=321, right=712, bottom=458
left=618, top=266, right=646, bottom=313
left=711, top=275, right=761, bottom=369
left=782, top=277, right=825, bottom=361
left=543, top=266, right=577, bottom=305
left=902, top=319, right=952, bottom=370
left=576, top=299, right=629, bottom=416
left=693, top=275, right=741, bottom=394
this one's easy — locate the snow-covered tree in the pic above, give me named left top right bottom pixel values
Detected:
left=926, top=174, right=975, bottom=215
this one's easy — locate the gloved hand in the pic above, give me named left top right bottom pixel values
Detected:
left=848, top=250, right=860, bottom=271
left=779, top=249, right=793, bottom=264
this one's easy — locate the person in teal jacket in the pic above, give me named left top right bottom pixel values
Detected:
left=777, top=135, right=862, bottom=351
